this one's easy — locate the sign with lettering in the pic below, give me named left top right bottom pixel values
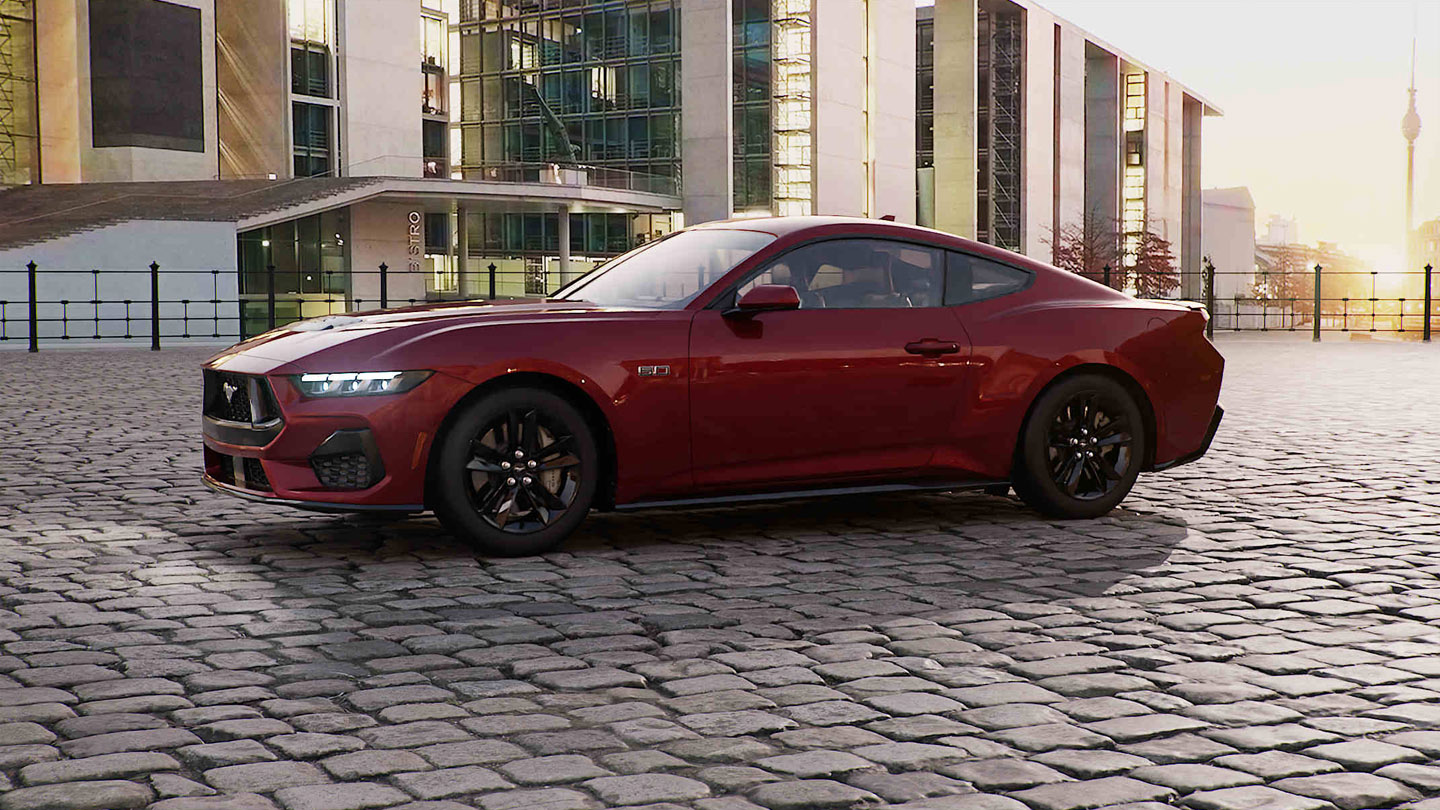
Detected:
left=408, top=211, right=423, bottom=272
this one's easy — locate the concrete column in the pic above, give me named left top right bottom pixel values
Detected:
left=681, top=0, right=733, bottom=224
left=1054, top=23, right=1086, bottom=239
left=869, top=0, right=917, bottom=222
left=1021, top=5, right=1056, bottom=259
left=932, top=0, right=978, bottom=239
left=557, top=203, right=571, bottom=285
left=1182, top=97, right=1203, bottom=299
left=1084, top=48, right=1120, bottom=226
left=338, top=0, right=423, bottom=177
left=455, top=205, right=468, bottom=296
left=812, top=0, right=867, bottom=218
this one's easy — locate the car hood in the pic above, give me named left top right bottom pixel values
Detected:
left=206, top=299, right=650, bottom=371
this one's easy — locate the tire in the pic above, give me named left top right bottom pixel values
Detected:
left=1012, top=373, right=1146, bottom=519
left=431, top=387, right=599, bottom=556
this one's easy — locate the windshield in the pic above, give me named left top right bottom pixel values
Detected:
left=555, top=229, right=776, bottom=309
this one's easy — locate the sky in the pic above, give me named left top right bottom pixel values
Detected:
left=918, top=0, right=1440, bottom=270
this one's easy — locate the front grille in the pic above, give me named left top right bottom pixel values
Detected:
left=204, top=370, right=279, bottom=424
left=312, top=452, right=372, bottom=490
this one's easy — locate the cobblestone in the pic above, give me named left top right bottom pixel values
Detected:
left=0, top=338, right=1437, bottom=809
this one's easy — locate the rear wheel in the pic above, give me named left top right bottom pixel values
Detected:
left=1012, top=374, right=1145, bottom=519
left=432, top=388, right=598, bottom=556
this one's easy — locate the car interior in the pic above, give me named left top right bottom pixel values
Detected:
left=750, top=241, right=941, bottom=309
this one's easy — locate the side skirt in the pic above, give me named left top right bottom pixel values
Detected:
left=613, top=480, right=1009, bottom=512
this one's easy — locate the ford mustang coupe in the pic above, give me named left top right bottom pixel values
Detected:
left=202, top=216, right=1223, bottom=556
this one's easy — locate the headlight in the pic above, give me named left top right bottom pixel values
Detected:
left=294, top=370, right=432, bottom=398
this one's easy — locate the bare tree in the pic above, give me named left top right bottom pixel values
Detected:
left=1045, top=211, right=1122, bottom=286
left=1129, top=226, right=1180, bottom=298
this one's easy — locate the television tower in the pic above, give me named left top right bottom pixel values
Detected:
left=1403, top=35, right=1422, bottom=266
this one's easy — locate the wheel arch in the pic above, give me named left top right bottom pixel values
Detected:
left=424, top=371, right=620, bottom=511
left=1013, top=363, right=1159, bottom=473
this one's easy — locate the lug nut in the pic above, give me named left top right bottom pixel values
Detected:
left=514, top=450, right=524, bottom=459
left=522, top=476, right=533, bottom=485
left=527, top=460, right=537, bottom=468
left=501, top=461, right=511, bottom=470
left=506, top=477, right=516, bottom=485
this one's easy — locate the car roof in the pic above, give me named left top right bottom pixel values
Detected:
left=689, top=215, right=1041, bottom=270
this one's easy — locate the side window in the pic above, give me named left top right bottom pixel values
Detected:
left=944, top=252, right=1031, bottom=305
left=735, top=239, right=943, bottom=309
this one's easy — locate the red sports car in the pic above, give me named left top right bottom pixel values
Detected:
left=202, top=216, right=1223, bottom=555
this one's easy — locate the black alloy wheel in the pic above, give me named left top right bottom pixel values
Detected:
left=1046, top=392, right=1134, bottom=500
left=1013, top=374, right=1145, bottom=519
left=433, top=388, right=598, bottom=556
left=466, top=407, right=580, bottom=532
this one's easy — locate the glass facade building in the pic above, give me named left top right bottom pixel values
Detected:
left=453, top=1, right=681, bottom=182
left=0, top=0, right=38, bottom=185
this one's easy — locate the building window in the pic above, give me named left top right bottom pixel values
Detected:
left=733, top=0, right=771, bottom=212
left=0, top=0, right=40, bottom=184
left=289, top=0, right=334, bottom=98
left=291, top=44, right=331, bottom=98
left=292, top=101, right=332, bottom=177
left=422, top=12, right=447, bottom=114
left=916, top=16, right=933, bottom=168
left=237, top=208, right=349, bottom=336
left=1122, top=72, right=1146, bottom=265
left=423, top=119, right=447, bottom=177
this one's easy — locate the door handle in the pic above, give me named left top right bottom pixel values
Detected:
left=905, top=339, right=960, bottom=356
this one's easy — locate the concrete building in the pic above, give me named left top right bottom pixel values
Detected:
left=916, top=0, right=1220, bottom=297
left=1, top=0, right=1217, bottom=346
left=1200, top=186, right=1255, bottom=323
left=1201, top=186, right=1256, bottom=295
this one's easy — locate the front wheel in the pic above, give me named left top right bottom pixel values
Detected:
left=432, top=388, right=599, bottom=556
left=1012, top=374, right=1146, bottom=519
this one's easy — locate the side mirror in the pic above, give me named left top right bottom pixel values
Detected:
left=727, top=284, right=801, bottom=317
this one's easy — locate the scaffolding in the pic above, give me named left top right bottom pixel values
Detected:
left=0, top=1, right=36, bottom=185
left=772, top=0, right=812, bottom=217
left=986, top=8, right=1022, bottom=253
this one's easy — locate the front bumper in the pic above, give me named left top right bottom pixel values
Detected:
left=1153, top=405, right=1223, bottom=472
left=201, top=368, right=471, bottom=509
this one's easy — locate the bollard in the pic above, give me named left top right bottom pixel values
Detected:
left=1312, top=264, right=1322, bottom=343
left=26, top=260, right=38, bottom=352
left=1425, top=264, right=1433, bottom=343
left=379, top=262, right=389, bottom=309
left=150, top=262, right=161, bottom=350
left=267, top=264, right=277, bottom=331
left=1203, top=256, right=1215, bottom=339
left=1102, top=264, right=1112, bottom=289
left=488, top=262, right=497, bottom=300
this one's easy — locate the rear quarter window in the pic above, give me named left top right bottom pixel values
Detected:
left=944, top=251, right=1033, bottom=306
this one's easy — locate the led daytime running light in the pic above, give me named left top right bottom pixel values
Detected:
left=294, top=370, right=432, bottom=397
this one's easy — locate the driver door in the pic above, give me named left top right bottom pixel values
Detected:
left=688, top=238, right=969, bottom=491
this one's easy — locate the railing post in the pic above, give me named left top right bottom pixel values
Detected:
left=26, top=260, right=38, bottom=353
left=1312, top=263, right=1322, bottom=343
left=1203, top=256, right=1215, bottom=339
left=149, top=261, right=161, bottom=351
left=267, top=264, right=277, bottom=331
left=1425, top=263, right=1433, bottom=343
left=379, top=262, right=389, bottom=309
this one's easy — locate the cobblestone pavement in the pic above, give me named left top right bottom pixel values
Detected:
left=1, top=336, right=1439, bottom=810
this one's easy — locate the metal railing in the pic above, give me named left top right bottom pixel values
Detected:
left=1128, top=261, right=1437, bottom=343
left=0, top=260, right=605, bottom=351
left=4, top=259, right=1436, bottom=352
